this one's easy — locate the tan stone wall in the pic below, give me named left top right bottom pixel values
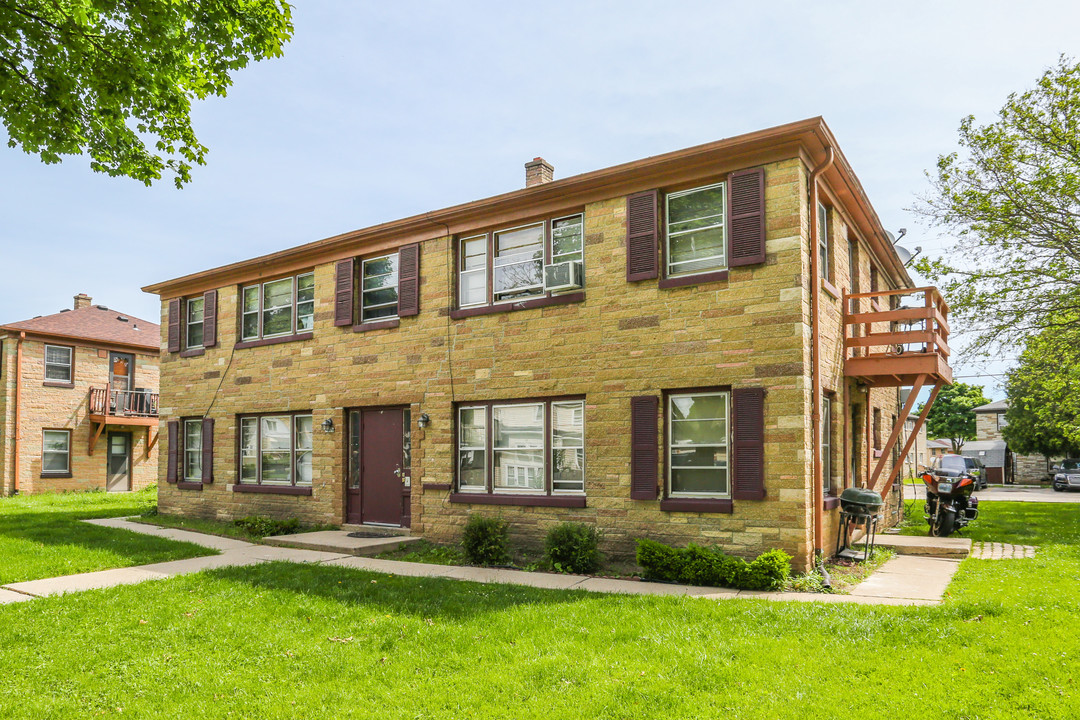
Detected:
left=0, top=337, right=158, bottom=495
left=976, top=413, right=1003, bottom=441
left=157, top=155, right=909, bottom=572
left=1015, top=454, right=1051, bottom=484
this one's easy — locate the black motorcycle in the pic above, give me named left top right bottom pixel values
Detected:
left=921, top=455, right=980, bottom=537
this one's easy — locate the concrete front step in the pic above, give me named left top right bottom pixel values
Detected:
left=875, top=534, right=972, bottom=559
left=263, top=530, right=422, bottom=556
left=340, top=523, right=413, bottom=537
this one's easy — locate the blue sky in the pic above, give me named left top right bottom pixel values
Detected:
left=3, top=0, right=1079, bottom=397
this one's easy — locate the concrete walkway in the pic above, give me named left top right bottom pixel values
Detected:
left=0, top=519, right=966, bottom=607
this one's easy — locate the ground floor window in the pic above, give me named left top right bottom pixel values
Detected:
left=41, top=429, right=71, bottom=475
left=238, top=413, right=313, bottom=486
left=457, top=397, right=585, bottom=495
left=667, top=390, right=729, bottom=497
left=822, top=396, right=834, bottom=495
left=183, top=418, right=202, bottom=482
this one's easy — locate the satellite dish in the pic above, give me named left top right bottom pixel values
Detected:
left=895, top=245, right=913, bottom=264
left=885, top=230, right=897, bottom=244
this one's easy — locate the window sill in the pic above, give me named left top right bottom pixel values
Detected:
left=39, top=472, right=72, bottom=479
left=176, top=481, right=204, bottom=491
left=179, top=348, right=205, bottom=358
left=422, top=482, right=452, bottom=490
left=659, top=497, right=733, bottom=513
left=232, top=484, right=312, bottom=496
left=353, top=318, right=400, bottom=333
left=821, top=278, right=840, bottom=299
left=42, top=381, right=74, bottom=389
left=449, top=492, right=586, bottom=508
left=823, top=495, right=840, bottom=511
left=234, top=332, right=313, bottom=350
left=449, top=292, right=584, bottom=319
left=658, top=269, right=728, bottom=290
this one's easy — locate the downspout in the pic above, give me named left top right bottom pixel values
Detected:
left=13, top=332, right=24, bottom=494
left=809, top=146, right=835, bottom=564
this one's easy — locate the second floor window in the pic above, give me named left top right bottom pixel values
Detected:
left=458, top=214, right=584, bottom=309
left=186, top=297, right=204, bottom=349
left=44, top=344, right=73, bottom=383
left=241, top=272, right=315, bottom=341
left=665, top=182, right=726, bottom=277
left=360, top=254, right=399, bottom=322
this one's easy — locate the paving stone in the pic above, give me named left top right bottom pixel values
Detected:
left=82, top=517, right=252, bottom=552
left=5, top=567, right=170, bottom=598
left=0, top=588, right=34, bottom=604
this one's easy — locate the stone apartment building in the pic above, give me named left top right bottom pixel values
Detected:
left=0, top=295, right=160, bottom=495
left=144, top=118, right=951, bottom=570
left=966, top=400, right=1050, bottom=484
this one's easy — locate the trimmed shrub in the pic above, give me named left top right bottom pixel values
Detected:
left=544, top=522, right=601, bottom=574
left=635, top=539, right=791, bottom=591
left=461, top=514, right=511, bottom=566
left=233, top=516, right=302, bottom=538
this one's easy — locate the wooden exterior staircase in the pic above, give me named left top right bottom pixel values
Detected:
left=843, top=287, right=952, bottom=499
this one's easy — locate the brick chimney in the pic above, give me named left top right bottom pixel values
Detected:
left=525, top=157, right=554, bottom=187
left=73, top=293, right=92, bottom=310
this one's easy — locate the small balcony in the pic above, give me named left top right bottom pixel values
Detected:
left=88, top=385, right=159, bottom=425
left=843, top=287, right=952, bottom=388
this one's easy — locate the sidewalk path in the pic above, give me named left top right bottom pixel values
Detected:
left=0, top=517, right=964, bottom=607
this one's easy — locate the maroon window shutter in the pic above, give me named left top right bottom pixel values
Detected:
left=727, top=167, right=766, bottom=266
left=732, top=388, right=766, bottom=500
left=630, top=395, right=659, bottom=499
left=202, top=290, right=218, bottom=348
left=334, top=259, right=354, bottom=327
left=626, top=190, right=659, bottom=281
left=201, top=418, right=214, bottom=483
left=167, top=299, right=181, bottom=353
left=166, top=420, right=179, bottom=483
left=398, top=243, right=420, bottom=317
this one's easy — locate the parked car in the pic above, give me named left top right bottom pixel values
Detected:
left=930, top=454, right=987, bottom=490
left=1052, top=459, right=1080, bottom=492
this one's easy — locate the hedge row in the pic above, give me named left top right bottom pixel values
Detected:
left=635, top=538, right=791, bottom=591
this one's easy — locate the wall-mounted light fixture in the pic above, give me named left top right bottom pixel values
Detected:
left=321, top=417, right=335, bottom=433
left=418, top=413, right=430, bottom=429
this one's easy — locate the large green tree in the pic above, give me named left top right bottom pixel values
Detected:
left=1003, top=323, right=1080, bottom=458
left=922, top=382, right=991, bottom=452
left=0, top=1, right=292, bottom=188
left=915, top=56, right=1080, bottom=349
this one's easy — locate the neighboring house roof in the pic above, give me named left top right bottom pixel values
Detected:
left=926, top=439, right=952, bottom=449
left=1, top=304, right=159, bottom=351
left=142, top=116, right=913, bottom=298
left=974, top=400, right=1008, bottom=413
left=961, top=440, right=1008, bottom=468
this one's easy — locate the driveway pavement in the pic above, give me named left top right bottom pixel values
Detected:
left=905, top=483, right=1080, bottom=503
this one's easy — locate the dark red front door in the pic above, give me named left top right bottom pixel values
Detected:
left=346, top=408, right=408, bottom=526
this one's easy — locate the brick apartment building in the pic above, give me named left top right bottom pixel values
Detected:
left=0, top=295, right=160, bottom=494
left=144, top=118, right=951, bottom=569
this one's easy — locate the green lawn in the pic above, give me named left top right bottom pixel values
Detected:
left=0, top=487, right=216, bottom=584
left=899, top=498, right=1080, bottom=545
left=0, top=501, right=1077, bottom=718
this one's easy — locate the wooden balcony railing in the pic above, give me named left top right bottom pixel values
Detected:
left=843, top=287, right=952, bottom=388
left=89, top=385, right=159, bottom=419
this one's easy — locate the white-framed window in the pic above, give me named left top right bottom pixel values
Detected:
left=44, top=344, right=73, bottom=383
left=457, top=398, right=585, bottom=495
left=494, top=223, right=545, bottom=302
left=360, top=254, right=399, bottom=322
left=998, top=413, right=1008, bottom=429
left=667, top=391, right=729, bottom=498
left=185, top=297, right=205, bottom=350
left=817, top=202, right=829, bottom=281
left=822, top=397, right=833, bottom=495
left=183, top=419, right=202, bottom=481
left=239, top=413, right=313, bottom=486
left=665, top=182, right=727, bottom=277
left=458, top=213, right=585, bottom=308
left=241, top=272, right=315, bottom=341
left=41, top=429, right=71, bottom=475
